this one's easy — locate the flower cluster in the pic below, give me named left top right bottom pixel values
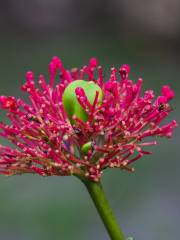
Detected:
left=0, top=57, right=177, bottom=181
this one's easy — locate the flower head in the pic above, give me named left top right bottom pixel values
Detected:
left=0, top=57, right=177, bottom=181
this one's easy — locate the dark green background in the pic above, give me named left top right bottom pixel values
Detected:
left=0, top=2, right=180, bottom=239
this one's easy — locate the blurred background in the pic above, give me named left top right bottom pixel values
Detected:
left=0, top=0, right=179, bottom=239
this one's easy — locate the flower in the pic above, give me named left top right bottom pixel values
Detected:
left=0, top=57, right=177, bottom=181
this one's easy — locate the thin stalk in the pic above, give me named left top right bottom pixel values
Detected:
left=81, top=179, right=126, bottom=240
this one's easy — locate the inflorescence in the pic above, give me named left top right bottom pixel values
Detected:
left=0, top=57, right=177, bottom=181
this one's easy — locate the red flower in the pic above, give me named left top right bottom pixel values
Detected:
left=0, top=96, right=17, bottom=110
left=0, top=57, right=177, bottom=181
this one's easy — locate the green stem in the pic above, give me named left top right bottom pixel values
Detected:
left=81, top=179, right=126, bottom=240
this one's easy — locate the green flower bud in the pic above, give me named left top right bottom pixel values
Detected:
left=81, top=141, right=93, bottom=155
left=62, top=80, right=103, bottom=124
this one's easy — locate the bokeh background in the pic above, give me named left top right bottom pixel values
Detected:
left=0, top=1, right=179, bottom=239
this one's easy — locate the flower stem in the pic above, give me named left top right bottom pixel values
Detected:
left=81, top=179, right=126, bottom=240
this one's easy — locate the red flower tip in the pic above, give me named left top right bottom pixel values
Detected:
left=119, top=64, right=130, bottom=80
left=0, top=96, right=17, bottom=110
left=89, top=58, right=98, bottom=69
left=156, top=96, right=167, bottom=105
left=26, top=71, right=34, bottom=82
left=52, top=56, right=61, bottom=64
left=162, top=85, right=175, bottom=101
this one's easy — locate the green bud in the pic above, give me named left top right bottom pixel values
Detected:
left=62, top=80, right=103, bottom=124
left=81, top=141, right=93, bottom=154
